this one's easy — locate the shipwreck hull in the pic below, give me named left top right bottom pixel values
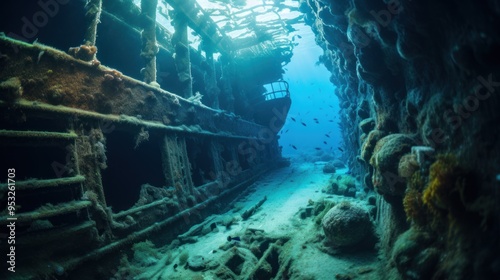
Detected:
left=0, top=37, right=288, bottom=279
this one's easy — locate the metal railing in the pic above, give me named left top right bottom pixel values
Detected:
left=262, top=80, right=290, bottom=101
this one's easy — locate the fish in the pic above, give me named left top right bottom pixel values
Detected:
left=325, top=134, right=330, bottom=138
left=291, top=117, right=296, bottom=122
left=323, top=141, right=327, bottom=145
left=227, top=236, right=241, bottom=242
left=301, top=122, right=307, bottom=126
left=37, top=50, right=45, bottom=64
left=291, top=145, right=297, bottom=150
left=338, top=147, right=344, bottom=152
left=284, top=129, right=289, bottom=133
left=315, top=147, right=322, bottom=150
left=328, top=120, right=334, bottom=122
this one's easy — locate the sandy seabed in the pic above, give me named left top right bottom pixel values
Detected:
left=114, top=161, right=381, bottom=280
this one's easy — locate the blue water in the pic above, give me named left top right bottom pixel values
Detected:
left=280, top=24, right=341, bottom=158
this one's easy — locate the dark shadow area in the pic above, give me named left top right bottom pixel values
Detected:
left=186, top=138, right=214, bottom=186
left=101, top=130, right=164, bottom=212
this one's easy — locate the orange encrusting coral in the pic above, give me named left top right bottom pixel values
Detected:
left=403, top=173, right=426, bottom=226
left=422, top=154, right=460, bottom=216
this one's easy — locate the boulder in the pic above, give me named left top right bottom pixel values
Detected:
left=323, top=162, right=336, bottom=174
left=322, top=202, right=373, bottom=247
left=187, top=255, right=206, bottom=271
left=331, top=159, right=346, bottom=168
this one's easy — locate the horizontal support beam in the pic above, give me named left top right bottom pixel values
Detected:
left=0, top=100, right=267, bottom=141
left=0, top=200, right=91, bottom=225
left=62, top=164, right=274, bottom=272
left=113, top=197, right=170, bottom=219
left=18, top=220, right=96, bottom=247
left=113, top=180, right=220, bottom=220
left=0, top=175, right=85, bottom=192
left=0, top=129, right=77, bottom=140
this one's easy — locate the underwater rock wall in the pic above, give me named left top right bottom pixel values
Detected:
left=300, top=0, right=500, bottom=279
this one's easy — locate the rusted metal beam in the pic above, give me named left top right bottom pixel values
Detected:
left=141, top=0, right=159, bottom=84
left=0, top=175, right=85, bottom=192
left=166, top=0, right=233, bottom=55
left=83, top=0, right=102, bottom=60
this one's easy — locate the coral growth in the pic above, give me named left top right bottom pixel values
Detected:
left=313, top=199, right=336, bottom=225
left=421, top=154, right=493, bottom=230
left=323, top=174, right=357, bottom=197
left=103, top=69, right=123, bottom=83
left=391, top=228, right=439, bottom=280
left=370, top=134, right=415, bottom=197
left=82, top=190, right=110, bottom=226
left=321, top=201, right=374, bottom=247
left=94, top=141, right=107, bottom=169
left=90, top=59, right=101, bottom=67
left=398, top=153, right=419, bottom=178
left=68, top=44, right=98, bottom=61
left=403, top=176, right=426, bottom=225
left=400, top=153, right=495, bottom=234
left=134, top=127, right=149, bottom=149
left=0, top=77, right=23, bottom=102
left=89, top=128, right=107, bottom=169
left=132, top=240, right=160, bottom=267
left=360, top=129, right=385, bottom=162
left=46, top=85, right=67, bottom=105
left=422, top=154, right=461, bottom=214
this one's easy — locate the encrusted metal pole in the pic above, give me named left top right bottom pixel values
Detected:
left=203, top=42, right=220, bottom=109
left=83, top=0, right=102, bottom=60
left=219, top=55, right=235, bottom=111
left=172, top=12, right=193, bottom=98
left=141, top=0, right=159, bottom=85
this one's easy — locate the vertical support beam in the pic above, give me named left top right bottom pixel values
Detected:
left=219, top=55, right=235, bottom=111
left=210, top=142, right=224, bottom=176
left=75, top=126, right=112, bottom=234
left=162, top=134, right=194, bottom=195
left=203, top=42, right=220, bottom=109
left=141, top=0, right=159, bottom=85
left=83, top=0, right=102, bottom=60
left=172, top=13, right=193, bottom=98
